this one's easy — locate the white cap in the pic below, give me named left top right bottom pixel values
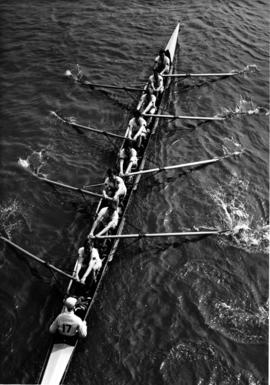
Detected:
left=65, top=69, right=72, bottom=77
left=64, top=297, right=77, bottom=310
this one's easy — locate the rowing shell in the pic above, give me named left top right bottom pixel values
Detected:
left=38, top=22, right=180, bottom=385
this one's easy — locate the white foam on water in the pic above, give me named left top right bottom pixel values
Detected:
left=222, top=136, right=244, bottom=156
left=217, top=96, right=269, bottom=118
left=208, top=177, right=269, bottom=254
left=18, top=148, right=47, bottom=176
left=18, top=157, right=30, bottom=170
left=0, top=199, right=25, bottom=239
left=160, top=340, right=261, bottom=385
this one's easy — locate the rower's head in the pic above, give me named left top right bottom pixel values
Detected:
left=124, top=139, right=133, bottom=150
left=159, top=49, right=165, bottom=57
left=64, top=297, right=77, bottom=311
left=133, top=109, right=141, bottom=120
left=84, top=238, right=94, bottom=251
left=65, top=69, right=73, bottom=78
left=107, top=168, right=116, bottom=180
left=153, top=69, right=159, bottom=77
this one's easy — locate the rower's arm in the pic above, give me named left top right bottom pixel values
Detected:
left=49, top=317, right=59, bottom=334
left=74, top=260, right=82, bottom=278
left=127, top=125, right=133, bottom=139
left=160, top=61, right=170, bottom=75
left=119, top=159, right=124, bottom=176
left=81, top=260, right=94, bottom=283
left=114, top=186, right=121, bottom=200
left=156, top=78, right=163, bottom=91
left=153, top=56, right=159, bottom=71
left=160, top=68, right=167, bottom=75
left=74, top=248, right=84, bottom=278
left=96, top=219, right=115, bottom=237
left=89, top=212, right=102, bottom=236
left=150, top=79, right=156, bottom=90
left=78, top=320, right=87, bottom=338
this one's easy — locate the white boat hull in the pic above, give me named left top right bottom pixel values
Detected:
left=40, top=343, right=75, bottom=385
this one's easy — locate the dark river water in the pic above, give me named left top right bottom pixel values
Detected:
left=0, top=1, right=268, bottom=384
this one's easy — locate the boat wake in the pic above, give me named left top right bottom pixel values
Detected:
left=0, top=199, right=27, bottom=241
left=177, top=260, right=268, bottom=345
left=18, top=149, right=48, bottom=177
left=208, top=177, right=269, bottom=254
left=216, top=95, right=269, bottom=119
left=221, top=136, right=244, bottom=156
left=160, top=341, right=262, bottom=385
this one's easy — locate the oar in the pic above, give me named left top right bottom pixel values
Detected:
left=162, top=65, right=259, bottom=78
left=79, top=81, right=143, bottom=92
left=94, top=230, right=229, bottom=239
left=0, top=236, right=80, bottom=282
left=38, top=176, right=110, bottom=200
left=51, top=111, right=127, bottom=140
left=126, top=152, right=241, bottom=177
left=65, top=71, right=143, bottom=91
left=143, top=109, right=268, bottom=121
left=83, top=182, right=105, bottom=188
left=143, top=113, right=225, bottom=121
left=163, top=72, right=243, bottom=78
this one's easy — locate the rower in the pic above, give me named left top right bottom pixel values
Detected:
left=49, top=297, right=87, bottom=338
left=148, top=69, right=164, bottom=97
left=75, top=239, right=102, bottom=284
left=119, top=139, right=138, bottom=176
left=89, top=200, right=120, bottom=238
left=154, top=49, right=170, bottom=75
left=103, top=168, right=127, bottom=201
left=126, top=110, right=148, bottom=148
left=137, top=87, right=157, bottom=115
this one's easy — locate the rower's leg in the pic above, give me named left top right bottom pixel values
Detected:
left=119, top=159, right=124, bottom=176
left=137, top=136, right=142, bottom=148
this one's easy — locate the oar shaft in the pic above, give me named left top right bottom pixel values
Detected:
left=80, top=81, right=142, bottom=92
left=127, top=158, right=219, bottom=176
left=52, top=112, right=127, bottom=140
left=39, top=177, right=106, bottom=199
left=127, top=152, right=240, bottom=177
left=163, top=72, right=240, bottom=78
left=0, top=236, right=78, bottom=281
left=143, top=113, right=225, bottom=121
left=96, top=231, right=222, bottom=239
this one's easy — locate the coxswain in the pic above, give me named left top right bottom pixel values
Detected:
left=49, top=297, right=87, bottom=338
left=75, top=239, right=102, bottom=284
left=137, top=87, right=157, bottom=115
left=148, top=69, right=164, bottom=97
left=89, top=200, right=120, bottom=238
left=119, top=139, right=138, bottom=176
left=103, top=168, right=127, bottom=201
left=154, top=49, right=170, bottom=75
